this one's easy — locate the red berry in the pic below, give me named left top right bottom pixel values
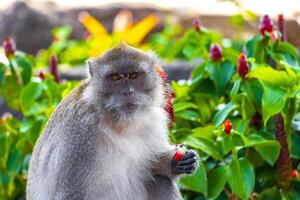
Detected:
left=3, top=36, right=16, bottom=58
left=237, top=53, right=250, bottom=78
left=49, top=55, right=60, bottom=83
left=278, top=14, right=287, bottom=41
left=293, top=169, right=299, bottom=178
left=210, top=44, right=222, bottom=61
left=174, top=150, right=185, bottom=161
left=223, top=119, right=232, bottom=135
left=193, top=19, right=201, bottom=32
left=38, top=71, right=46, bottom=80
left=259, top=15, right=273, bottom=35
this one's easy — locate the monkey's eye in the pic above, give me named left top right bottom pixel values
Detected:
left=129, top=72, right=138, bottom=79
left=111, top=74, right=122, bottom=81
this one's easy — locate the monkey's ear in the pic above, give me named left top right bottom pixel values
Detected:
left=86, top=59, right=94, bottom=78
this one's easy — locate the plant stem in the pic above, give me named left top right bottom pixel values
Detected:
left=275, top=113, right=293, bottom=191
left=285, top=97, right=296, bottom=151
left=8, top=58, right=17, bottom=76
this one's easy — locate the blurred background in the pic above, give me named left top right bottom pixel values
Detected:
left=0, top=0, right=300, bottom=200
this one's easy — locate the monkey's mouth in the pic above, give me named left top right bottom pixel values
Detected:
left=118, top=103, right=138, bottom=113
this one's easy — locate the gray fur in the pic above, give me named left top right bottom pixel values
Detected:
left=26, top=43, right=198, bottom=200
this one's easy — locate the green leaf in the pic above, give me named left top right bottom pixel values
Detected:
left=247, top=134, right=280, bottom=166
left=206, top=61, right=234, bottom=95
left=0, top=63, right=6, bottom=86
left=20, top=81, right=47, bottom=116
left=240, top=79, right=263, bottom=109
left=291, top=133, right=300, bottom=159
left=174, top=102, right=197, bottom=113
left=262, top=84, right=286, bottom=125
left=213, top=102, right=237, bottom=126
left=230, top=79, right=241, bottom=97
left=176, top=110, right=200, bottom=122
left=1, top=75, right=23, bottom=111
left=180, top=161, right=207, bottom=194
left=227, top=158, right=255, bottom=200
left=12, top=55, right=32, bottom=85
left=180, top=136, right=222, bottom=160
left=207, top=165, right=228, bottom=200
left=248, top=66, right=297, bottom=88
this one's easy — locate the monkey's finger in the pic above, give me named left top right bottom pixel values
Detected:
left=174, top=163, right=198, bottom=174
left=178, top=156, right=198, bottom=166
left=182, top=151, right=197, bottom=160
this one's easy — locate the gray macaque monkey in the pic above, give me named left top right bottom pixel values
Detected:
left=26, top=43, right=199, bottom=200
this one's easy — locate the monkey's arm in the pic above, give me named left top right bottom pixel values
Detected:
left=152, top=147, right=199, bottom=178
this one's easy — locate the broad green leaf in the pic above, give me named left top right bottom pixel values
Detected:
left=1, top=75, right=23, bottom=111
left=206, top=61, right=234, bottom=95
left=176, top=110, right=200, bottom=122
left=192, top=125, right=215, bottom=140
left=230, top=79, right=241, bottom=97
left=207, top=165, right=228, bottom=200
left=247, top=134, right=280, bottom=166
left=248, top=66, right=297, bottom=88
left=0, top=63, right=6, bottom=86
left=291, top=133, right=300, bottom=159
left=212, top=102, right=237, bottom=126
left=180, top=161, right=207, bottom=194
left=180, top=136, right=222, bottom=160
left=174, top=102, right=197, bottom=113
left=240, top=79, right=263, bottom=109
left=221, top=136, right=233, bottom=154
left=262, top=84, right=286, bottom=125
left=228, top=158, right=255, bottom=200
left=171, top=81, right=189, bottom=98
left=20, top=81, right=46, bottom=116
left=12, top=55, right=32, bottom=85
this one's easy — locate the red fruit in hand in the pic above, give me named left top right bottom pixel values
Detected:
left=210, top=44, right=222, bottom=61
left=223, top=119, right=232, bottom=135
left=174, top=150, right=185, bottom=161
left=3, top=36, right=16, bottom=58
left=237, top=53, right=250, bottom=78
left=293, top=169, right=299, bottom=178
left=259, top=15, right=273, bottom=35
left=193, top=19, right=201, bottom=32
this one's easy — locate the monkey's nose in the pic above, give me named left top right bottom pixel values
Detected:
left=122, top=88, right=134, bottom=96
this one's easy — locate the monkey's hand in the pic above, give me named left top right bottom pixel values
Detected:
left=152, top=144, right=199, bottom=178
left=171, top=146, right=199, bottom=175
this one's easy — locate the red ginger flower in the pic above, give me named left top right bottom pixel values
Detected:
left=165, top=91, right=174, bottom=129
left=155, top=65, right=174, bottom=129
left=49, top=55, right=60, bottom=83
left=210, top=44, right=222, bottom=61
left=193, top=19, right=201, bottom=32
left=3, top=36, right=16, bottom=58
left=38, top=71, right=46, bottom=80
left=293, top=170, right=299, bottom=178
left=237, top=53, right=250, bottom=78
left=278, top=14, right=287, bottom=41
left=259, top=15, right=274, bottom=35
left=223, top=119, right=232, bottom=135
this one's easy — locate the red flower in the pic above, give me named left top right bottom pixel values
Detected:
left=3, top=36, right=16, bottom=58
left=278, top=14, right=287, bottom=41
left=259, top=15, right=274, bottom=35
left=237, top=53, right=250, bottom=78
left=293, top=169, right=299, bottom=178
left=38, top=71, right=46, bottom=80
left=156, top=66, right=168, bottom=85
left=193, top=19, right=201, bottom=32
left=223, top=119, right=232, bottom=135
left=49, top=55, right=60, bottom=83
left=164, top=91, right=174, bottom=129
left=210, top=44, right=222, bottom=61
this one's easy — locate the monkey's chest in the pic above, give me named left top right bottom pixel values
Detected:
left=92, top=136, right=155, bottom=199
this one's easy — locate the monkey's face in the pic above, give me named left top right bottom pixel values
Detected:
left=86, top=43, right=163, bottom=119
